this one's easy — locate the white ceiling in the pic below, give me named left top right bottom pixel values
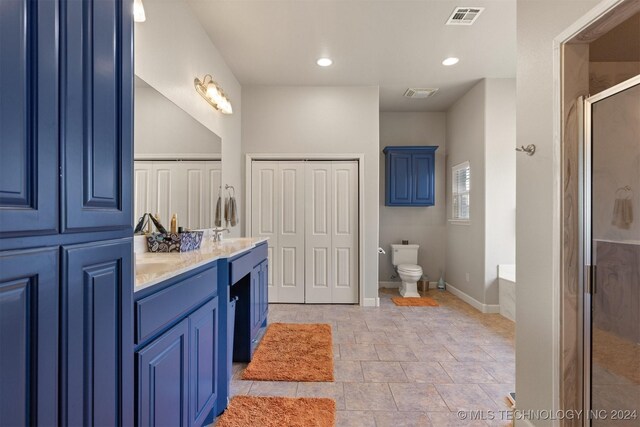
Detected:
left=187, top=0, right=516, bottom=112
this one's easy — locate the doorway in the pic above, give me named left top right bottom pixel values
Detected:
left=249, top=160, right=360, bottom=304
left=582, top=76, right=640, bottom=425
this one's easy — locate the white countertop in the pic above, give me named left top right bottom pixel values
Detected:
left=134, top=237, right=268, bottom=292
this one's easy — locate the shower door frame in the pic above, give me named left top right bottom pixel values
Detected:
left=580, top=74, right=640, bottom=427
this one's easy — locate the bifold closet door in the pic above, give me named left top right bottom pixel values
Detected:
left=305, top=162, right=358, bottom=304
left=251, top=162, right=305, bottom=303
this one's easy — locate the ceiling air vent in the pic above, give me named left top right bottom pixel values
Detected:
left=404, top=88, right=439, bottom=99
left=446, top=7, right=484, bottom=25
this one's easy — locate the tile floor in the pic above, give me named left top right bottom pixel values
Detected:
left=228, top=288, right=516, bottom=426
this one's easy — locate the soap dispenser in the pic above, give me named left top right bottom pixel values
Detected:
left=170, top=214, right=178, bottom=234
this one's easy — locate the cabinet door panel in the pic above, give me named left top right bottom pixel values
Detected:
left=137, top=319, right=189, bottom=427
left=62, top=238, right=133, bottom=426
left=0, top=0, right=58, bottom=236
left=190, top=297, right=219, bottom=426
left=412, top=154, right=435, bottom=205
left=62, top=0, right=133, bottom=232
left=260, top=261, right=269, bottom=320
left=0, top=248, right=59, bottom=427
left=251, top=264, right=262, bottom=336
left=387, top=153, right=412, bottom=205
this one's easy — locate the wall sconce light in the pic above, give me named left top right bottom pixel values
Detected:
left=133, top=0, right=146, bottom=22
left=194, top=75, right=233, bottom=115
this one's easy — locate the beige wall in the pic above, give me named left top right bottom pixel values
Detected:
left=516, top=1, right=600, bottom=425
left=378, top=112, right=447, bottom=285
left=445, top=78, right=516, bottom=307
left=134, top=0, right=242, bottom=236
left=446, top=80, right=487, bottom=303
left=241, top=85, right=380, bottom=303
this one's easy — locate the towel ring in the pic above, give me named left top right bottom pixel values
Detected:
left=225, top=184, right=236, bottom=197
left=615, top=185, right=633, bottom=199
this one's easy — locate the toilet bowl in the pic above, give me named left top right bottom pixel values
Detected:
left=397, top=264, right=423, bottom=297
left=390, top=244, right=423, bottom=298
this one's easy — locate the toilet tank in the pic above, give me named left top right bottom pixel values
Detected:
left=390, top=244, right=419, bottom=266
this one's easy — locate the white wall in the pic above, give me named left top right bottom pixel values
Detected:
left=379, top=112, right=447, bottom=285
left=516, top=1, right=599, bottom=425
left=241, top=86, right=380, bottom=303
left=484, top=79, right=517, bottom=303
left=134, top=0, right=242, bottom=236
left=446, top=81, right=487, bottom=303
left=445, top=78, right=516, bottom=307
left=134, top=85, right=222, bottom=156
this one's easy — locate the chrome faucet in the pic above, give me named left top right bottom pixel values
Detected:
left=211, top=228, right=230, bottom=242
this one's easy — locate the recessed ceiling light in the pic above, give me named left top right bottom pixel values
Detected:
left=442, top=57, right=460, bottom=66
left=316, top=58, right=333, bottom=67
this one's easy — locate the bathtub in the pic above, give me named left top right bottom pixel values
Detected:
left=498, top=264, right=516, bottom=322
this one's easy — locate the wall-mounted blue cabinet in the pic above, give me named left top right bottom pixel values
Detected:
left=383, top=146, right=438, bottom=206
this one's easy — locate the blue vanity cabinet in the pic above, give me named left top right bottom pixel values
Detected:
left=61, top=238, right=134, bottom=427
left=383, top=146, right=438, bottom=206
left=137, top=318, right=189, bottom=427
left=0, top=0, right=59, bottom=237
left=259, top=261, right=269, bottom=323
left=0, top=248, right=59, bottom=427
left=135, top=265, right=220, bottom=427
left=189, top=297, right=219, bottom=427
left=61, top=0, right=133, bottom=233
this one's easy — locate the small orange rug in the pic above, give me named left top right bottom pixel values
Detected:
left=216, top=396, right=335, bottom=427
left=392, top=297, right=439, bottom=307
left=242, top=323, right=334, bottom=382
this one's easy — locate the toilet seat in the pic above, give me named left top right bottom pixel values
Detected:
left=397, top=264, right=422, bottom=274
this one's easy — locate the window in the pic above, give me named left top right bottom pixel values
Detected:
left=452, top=161, right=471, bottom=220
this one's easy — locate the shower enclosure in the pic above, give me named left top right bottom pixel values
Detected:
left=582, top=75, right=640, bottom=426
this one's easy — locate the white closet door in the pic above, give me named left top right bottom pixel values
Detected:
left=277, top=162, right=305, bottom=303
left=252, top=160, right=358, bottom=304
left=180, top=162, right=207, bottom=230
left=205, top=161, right=222, bottom=228
left=252, top=162, right=280, bottom=302
left=151, top=162, right=174, bottom=227
left=134, top=162, right=154, bottom=224
left=331, top=161, right=359, bottom=303
left=305, top=162, right=333, bottom=303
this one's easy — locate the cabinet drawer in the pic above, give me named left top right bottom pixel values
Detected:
left=230, top=252, right=252, bottom=284
left=136, top=266, right=217, bottom=344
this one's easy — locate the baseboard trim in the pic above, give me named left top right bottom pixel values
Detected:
left=379, top=281, right=438, bottom=289
left=444, top=282, right=501, bottom=314
left=363, top=297, right=380, bottom=307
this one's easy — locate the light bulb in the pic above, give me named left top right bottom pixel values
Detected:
left=133, top=0, right=146, bottom=22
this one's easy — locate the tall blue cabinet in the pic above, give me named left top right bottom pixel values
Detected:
left=0, top=0, right=134, bottom=425
left=383, top=146, right=438, bottom=206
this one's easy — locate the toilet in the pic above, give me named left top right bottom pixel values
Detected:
left=391, top=244, right=423, bottom=298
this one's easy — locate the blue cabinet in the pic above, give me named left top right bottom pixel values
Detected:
left=137, top=318, right=189, bottom=427
left=0, top=248, right=59, bottom=427
left=1, top=0, right=134, bottom=425
left=383, top=146, right=438, bottom=206
left=134, top=266, right=219, bottom=427
left=189, top=297, right=219, bottom=427
left=61, top=239, right=133, bottom=426
left=61, top=0, right=133, bottom=233
left=0, top=0, right=59, bottom=237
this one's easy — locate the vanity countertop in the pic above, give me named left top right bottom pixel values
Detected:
left=135, top=237, right=268, bottom=292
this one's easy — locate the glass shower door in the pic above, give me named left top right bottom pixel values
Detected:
left=587, top=77, right=640, bottom=427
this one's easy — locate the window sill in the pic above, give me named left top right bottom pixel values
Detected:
left=448, top=219, right=471, bottom=225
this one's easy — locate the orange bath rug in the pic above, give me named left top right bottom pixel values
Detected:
left=392, top=297, right=439, bottom=307
left=216, top=396, right=336, bottom=427
left=241, top=323, right=334, bottom=382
